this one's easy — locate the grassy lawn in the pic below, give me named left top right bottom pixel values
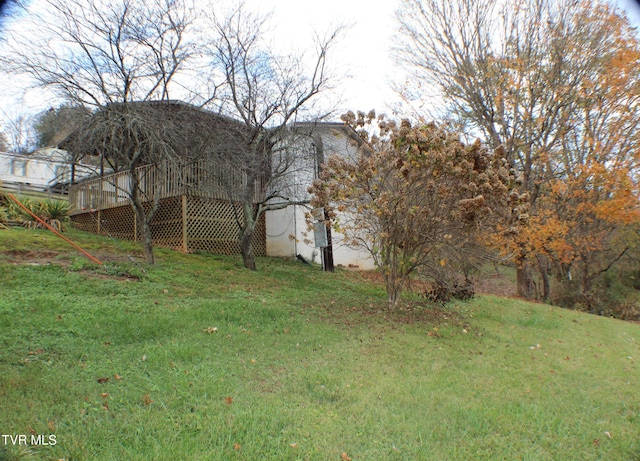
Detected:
left=0, top=227, right=639, bottom=460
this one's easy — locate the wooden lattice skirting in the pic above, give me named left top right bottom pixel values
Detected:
left=70, top=195, right=266, bottom=256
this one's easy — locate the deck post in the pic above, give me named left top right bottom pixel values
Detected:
left=181, top=194, right=188, bottom=252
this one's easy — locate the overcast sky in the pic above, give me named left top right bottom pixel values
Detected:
left=1, top=0, right=640, bottom=126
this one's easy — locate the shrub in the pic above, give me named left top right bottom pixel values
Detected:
left=0, top=207, right=8, bottom=229
left=42, top=199, right=70, bottom=231
left=6, top=197, right=70, bottom=232
left=552, top=275, right=640, bottom=320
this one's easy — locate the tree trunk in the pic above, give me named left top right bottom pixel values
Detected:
left=516, top=263, right=536, bottom=299
left=239, top=203, right=258, bottom=270
left=383, top=253, right=403, bottom=308
left=133, top=204, right=154, bottom=265
left=239, top=229, right=256, bottom=270
left=129, top=166, right=155, bottom=265
left=385, top=275, right=403, bottom=309
left=537, top=255, right=550, bottom=302
left=140, top=219, right=155, bottom=265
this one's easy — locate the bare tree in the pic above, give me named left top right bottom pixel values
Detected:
left=0, top=108, right=36, bottom=153
left=1, top=0, right=197, bottom=263
left=199, top=4, right=343, bottom=270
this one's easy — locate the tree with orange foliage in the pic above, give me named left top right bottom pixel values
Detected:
left=397, top=0, right=640, bottom=303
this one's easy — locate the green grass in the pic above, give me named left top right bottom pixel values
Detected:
left=0, top=227, right=639, bottom=460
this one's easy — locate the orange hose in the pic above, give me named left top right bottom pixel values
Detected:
left=7, top=193, right=103, bottom=265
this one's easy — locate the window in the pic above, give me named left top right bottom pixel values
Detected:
left=10, top=159, right=28, bottom=176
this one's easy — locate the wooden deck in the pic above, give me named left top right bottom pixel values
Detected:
left=68, top=159, right=266, bottom=256
left=69, top=159, right=260, bottom=214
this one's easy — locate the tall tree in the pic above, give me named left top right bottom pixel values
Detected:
left=515, top=2, right=640, bottom=303
left=396, top=0, right=640, bottom=300
left=199, top=4, right=343, bottom=270
left=1, top=0, right=196, bottom=264
left=33, top=105, right=90, bottom=148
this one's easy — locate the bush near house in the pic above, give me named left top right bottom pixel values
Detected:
left=6, top=197, right=70, bottom=232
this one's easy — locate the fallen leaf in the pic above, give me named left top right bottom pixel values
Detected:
left=142, top=354, right=147, bottom=362
left=97, top=377, right=110, bottom=384
left=101, top=393, right=109, bottom=398
left=604, top=431, right=612, bottom=439
left=290, top=443, right=299, bottom=449
left=224, top=396, right=233, bottom=405
left=142, top=394, right=153, bottom=406
left=113, top=374, right=122, bottom=381
left=341, top=452, right=351, bottom=461
left=233, top=443, right=241, bottom=451
left=203, top=326, right=218, bottom=333
left=102, top=402, right=109, bottom=410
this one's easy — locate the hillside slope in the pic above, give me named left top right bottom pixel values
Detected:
left=1, top=227, right=639, bottom=460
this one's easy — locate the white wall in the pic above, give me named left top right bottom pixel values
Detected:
left=0, top=149, right=71, bottom=189
left=265, top=124, right=376, bottom=270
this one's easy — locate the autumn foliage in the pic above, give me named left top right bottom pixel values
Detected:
left=309, top=111, right=515, bottom=307
left=396, top=0, right=640, bottom=313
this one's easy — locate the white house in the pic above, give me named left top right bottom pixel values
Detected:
left=0, top=147, right=97, bottom=197
left=265, top=123, right=376, bottom=270
left=0, top=148, right=73, bottom=195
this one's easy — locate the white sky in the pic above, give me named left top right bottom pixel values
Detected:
left=240, top=0, right=401, bottom=114
left=0, top=0, right=401, bottom=125
left=1, top=0, right=639, bottom=127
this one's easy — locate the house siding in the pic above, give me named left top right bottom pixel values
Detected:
left=264, top=124, right=376, bottom=270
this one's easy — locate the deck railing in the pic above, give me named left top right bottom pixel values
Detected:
left=69, top=159, right=262, bottom=214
